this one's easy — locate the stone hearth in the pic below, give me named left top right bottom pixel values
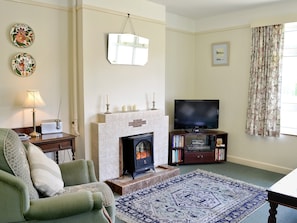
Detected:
left=106, top=165, right=179, bottom=195
left=91, top=110, right=169, bottom=182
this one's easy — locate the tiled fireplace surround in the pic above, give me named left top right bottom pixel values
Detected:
left=91, top=110, right=169, bottom=182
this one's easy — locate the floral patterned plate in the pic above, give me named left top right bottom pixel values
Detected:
left=11, top=53, right=36, bottom=77
left=10, top=23, right=35, bottom=48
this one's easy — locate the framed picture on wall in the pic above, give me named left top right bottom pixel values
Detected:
left=211, top=42, right=230, bottom=66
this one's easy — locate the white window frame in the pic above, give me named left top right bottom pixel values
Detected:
left=280, top=22, right=297, bottom=135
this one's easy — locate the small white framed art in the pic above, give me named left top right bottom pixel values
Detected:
left=211, top=42, right=230, bottom=66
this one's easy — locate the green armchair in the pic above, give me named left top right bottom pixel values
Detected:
left=0, top=128, right=115, bottom=223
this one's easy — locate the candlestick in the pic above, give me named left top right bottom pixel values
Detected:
left=151, top=101, right=156, bottom=110
left=151, top=92, right=157, bottom=110
left=104, top=103, right=111, bottom=114
left=151, top=97, right=157, bottom=110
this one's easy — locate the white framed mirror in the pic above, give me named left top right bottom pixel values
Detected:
left=107, top=33, right=149, bottom=66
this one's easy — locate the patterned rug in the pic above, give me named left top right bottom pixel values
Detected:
left=115, top=169, right=267, bottom=223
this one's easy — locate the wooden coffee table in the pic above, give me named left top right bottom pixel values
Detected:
left=267, top=168, right=297, bottom=223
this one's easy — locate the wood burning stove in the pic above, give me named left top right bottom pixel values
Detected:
left=122, top=133, right=154, bottom=179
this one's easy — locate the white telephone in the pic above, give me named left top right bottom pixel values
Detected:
left=17, top=133, right=31, bottom=141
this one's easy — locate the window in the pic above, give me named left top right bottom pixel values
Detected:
left=280, top=22, right=297, bottom=135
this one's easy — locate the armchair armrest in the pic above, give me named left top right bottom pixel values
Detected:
left=25, top=191, right=104, bottom=220
left=0, top=170, right=30, bottom=222
left=59, top=159, right=97, bottom=186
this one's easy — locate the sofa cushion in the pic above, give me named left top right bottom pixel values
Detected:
left=0, top=128, right=39, bottom=200
left=27, top=143, right=64, bottom=196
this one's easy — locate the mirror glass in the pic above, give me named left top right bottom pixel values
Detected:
left=108, top=33, right=149, bottom=66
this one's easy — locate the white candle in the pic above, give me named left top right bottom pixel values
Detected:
left=133, top=104, right=137, bottom=111
left=106, top=95, right=109, bottom=104
left=122, top=105, right=126, bottom=112
left=153, top=92, right=155, bottom=101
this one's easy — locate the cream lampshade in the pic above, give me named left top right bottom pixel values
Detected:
left=23, top=90, right=45, bottom=137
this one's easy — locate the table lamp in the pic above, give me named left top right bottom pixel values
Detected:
left=23, top=90, right=45, bottom=137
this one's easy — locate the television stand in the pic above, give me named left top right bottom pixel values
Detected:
left=168, top=130, right=228, bottom=165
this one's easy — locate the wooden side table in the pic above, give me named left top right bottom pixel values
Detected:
left=13, top=127, right=76, bottom=164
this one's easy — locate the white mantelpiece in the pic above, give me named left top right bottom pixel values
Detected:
left=91, top=110, right=169, bottom=181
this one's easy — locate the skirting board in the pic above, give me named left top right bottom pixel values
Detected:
left=227, top=155, right=292, bottom=175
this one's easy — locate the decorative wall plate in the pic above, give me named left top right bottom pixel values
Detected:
left=10, top=23, right=35, bottom=48
left=11, top=53, right=36, bottom=77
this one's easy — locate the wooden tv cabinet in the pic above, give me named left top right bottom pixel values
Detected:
left=168, top=130, right=227, bottom=165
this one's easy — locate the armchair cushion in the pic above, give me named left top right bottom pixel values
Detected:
left=27, top=143, right=64, bottom=196
left=59, top=159, right=92, bottom=186
left=0, top=128, right=39, bottom=200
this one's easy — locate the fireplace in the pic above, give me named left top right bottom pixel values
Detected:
left=91, top=110, right=169, bottom=181
left=122, top=133, right=154, bottom=179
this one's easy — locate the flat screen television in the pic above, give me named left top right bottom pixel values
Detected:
left=174, top=99, right=219, bottom=132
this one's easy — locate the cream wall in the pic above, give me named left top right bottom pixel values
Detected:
left=0, top=0, right=73, bottom=161
left=165, top=29, right=196, bottom=128
left=76, top=1, right=166, bottom=160
left=166, top=1, right=297, bottom=174
left=0, top=0, right=166, bottom=164
left=0, top=1, right=72, bottom=133
left=195, top=27, right=297, bottom=174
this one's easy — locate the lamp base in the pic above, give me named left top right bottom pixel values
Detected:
left=30, top=131, right=41, bottom=137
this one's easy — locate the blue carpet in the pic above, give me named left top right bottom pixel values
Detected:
left=116, top=169, right=267, bottom=223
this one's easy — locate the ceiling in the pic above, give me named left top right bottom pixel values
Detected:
left=147, top=0, right=291, bottom=20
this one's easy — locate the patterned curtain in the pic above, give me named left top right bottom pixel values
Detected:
left=246, top=24, right=284, bottom=137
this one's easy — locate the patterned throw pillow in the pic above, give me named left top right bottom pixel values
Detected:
left=2, top=129, right=39, bottom=200
left=27, top=143, right=64, bottom=196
